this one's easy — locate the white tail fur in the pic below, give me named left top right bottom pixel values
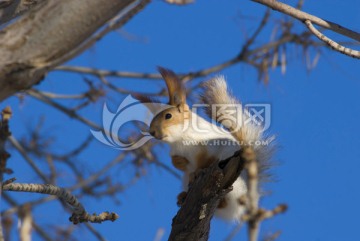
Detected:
left=201, top=76, right=275, bottom=184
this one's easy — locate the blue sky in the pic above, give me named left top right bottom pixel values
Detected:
left=1, top=0, right=360, bottom=240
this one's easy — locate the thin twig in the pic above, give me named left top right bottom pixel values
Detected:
left=238, top=8, right=271, bottom=59
left=68, top=153, right=126, bottom=192
left=252, top=0, right=360, bottom=42
left=26, top=89, right=100, bottom=130
left=0, top=152, right=125, bottom=216
left=84, top=223, right=107, bottom=241
left=2, top=182, right=119, bottom=224
left=56, top=65, right=163, bottom=79
left=98, top=75, right=163, bottom=97
left=2, top=193, right=55, bottom=241
left=8, top=136, right=50, bottom=183
left=18, top=204, right=32, bottom=241
left=36, top=91, right=89, bottom=100
left=165, top=0, right=194, bottom=5
left=244, top=147, right=260, bottom=241
left=223, top=223, right=244, bottom=241
left=57, top=31, right=323, bottom=86
left=0, top=106, right=12, bottom=241
left=304, top=20, right=360, bottom=59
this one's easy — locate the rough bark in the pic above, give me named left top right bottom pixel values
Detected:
left=168, top=151, right=244, bottom=241
left=0, top=0, right=48, bottom=25
left=0, top=0, right=141, bottom=102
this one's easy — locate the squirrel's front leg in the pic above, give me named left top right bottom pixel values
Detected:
left=171, top=155, right=189, bottom=171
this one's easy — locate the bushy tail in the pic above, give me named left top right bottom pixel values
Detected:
left=200, top=76, right=275, bottom=185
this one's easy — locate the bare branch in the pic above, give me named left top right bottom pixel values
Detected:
left=153, top=228, right=165, bottom=241
left=8, top=136, right=50, bottom=183
left=238, top=8, right=271, bottom=59
left=18, top=204, right=32, bottom=241
left=168, top=151, right=244, bottom=241
left=165, top=0, right=194, bottom=5
left=58, top=29, right=336, bottom=86
left=2, top=182, right=119, bottom=224
left=3, top=192, right=57, bottom=241
left=252, top=0, right=360, bottom=42
left=243, top=147, right=260, bottom=241
left=304, top=20, right=360, bottom=59
left=223, top=223, right=244, bottom=241
left=84, top=223, right=107, bottom=241
left=0, top=106, right=12, bottom=241
left=56, top=65, right=163, bottom=80
left=0, top=0, right=149, bottom=102
left=26, top=89, right=100, bottom=130
left=0, top=107, right=12, bottom=182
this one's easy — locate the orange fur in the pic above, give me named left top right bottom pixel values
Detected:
left=158, top=66, right=186, bottom=106
left=171, top=155, right=189, bottom=171
left=149, top=106, right=188, bottom=140
left=217, top=198, right=227, bottom=209
left=195, top=147, right=217, bottom=169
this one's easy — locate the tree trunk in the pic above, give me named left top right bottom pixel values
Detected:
left=0, top=0, right=142, bottom=102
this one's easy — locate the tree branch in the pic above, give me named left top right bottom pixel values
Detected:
left=0, top=0, right=47, bottom=25
left=0, top=106, right=12, bottom=241
left=8, top=135, right=50, bottom=183
left=252, top=0, right=360, bottom=43
left=304, top=20, right=360, bottom=58
left=53, top=0, right=150, bottom=69
left=0, top=0, right=150, bottom=102
left=168, top=151, right=244, bottom=241
left=2, top=181, right=119, bottom=224
left=0, top=107, right=12, bottom=183
left=3, top=192, right=58, bottom=241
left=55, top=65, right=164, bottom=80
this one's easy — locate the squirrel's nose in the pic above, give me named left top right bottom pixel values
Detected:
left=150, top=130, right=155, bottom=136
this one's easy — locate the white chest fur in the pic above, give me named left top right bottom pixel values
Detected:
left=169, top=136, right=248, bottom=221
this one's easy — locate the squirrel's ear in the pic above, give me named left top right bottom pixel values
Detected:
left=176, top=103, right=190, bottom=113
left=157, top=66, right=186, bottom=106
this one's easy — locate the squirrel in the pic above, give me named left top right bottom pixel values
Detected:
left=147, top=67, right=274, bottom=221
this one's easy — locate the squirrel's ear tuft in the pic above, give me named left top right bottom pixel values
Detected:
left=176, top=103, right=190, bottom=113
left=157, top=66, right=186, bottom=106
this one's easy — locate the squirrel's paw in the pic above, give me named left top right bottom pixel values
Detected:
left=177, top=191, right=188, bottom=206
left=171, top=155, right=189, bottom=171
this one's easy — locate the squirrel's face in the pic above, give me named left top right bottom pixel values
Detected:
left=149, top=105, right=189, bottom=143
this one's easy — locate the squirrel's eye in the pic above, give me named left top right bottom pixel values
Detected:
left=165, top=113, right=172, bottom=120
